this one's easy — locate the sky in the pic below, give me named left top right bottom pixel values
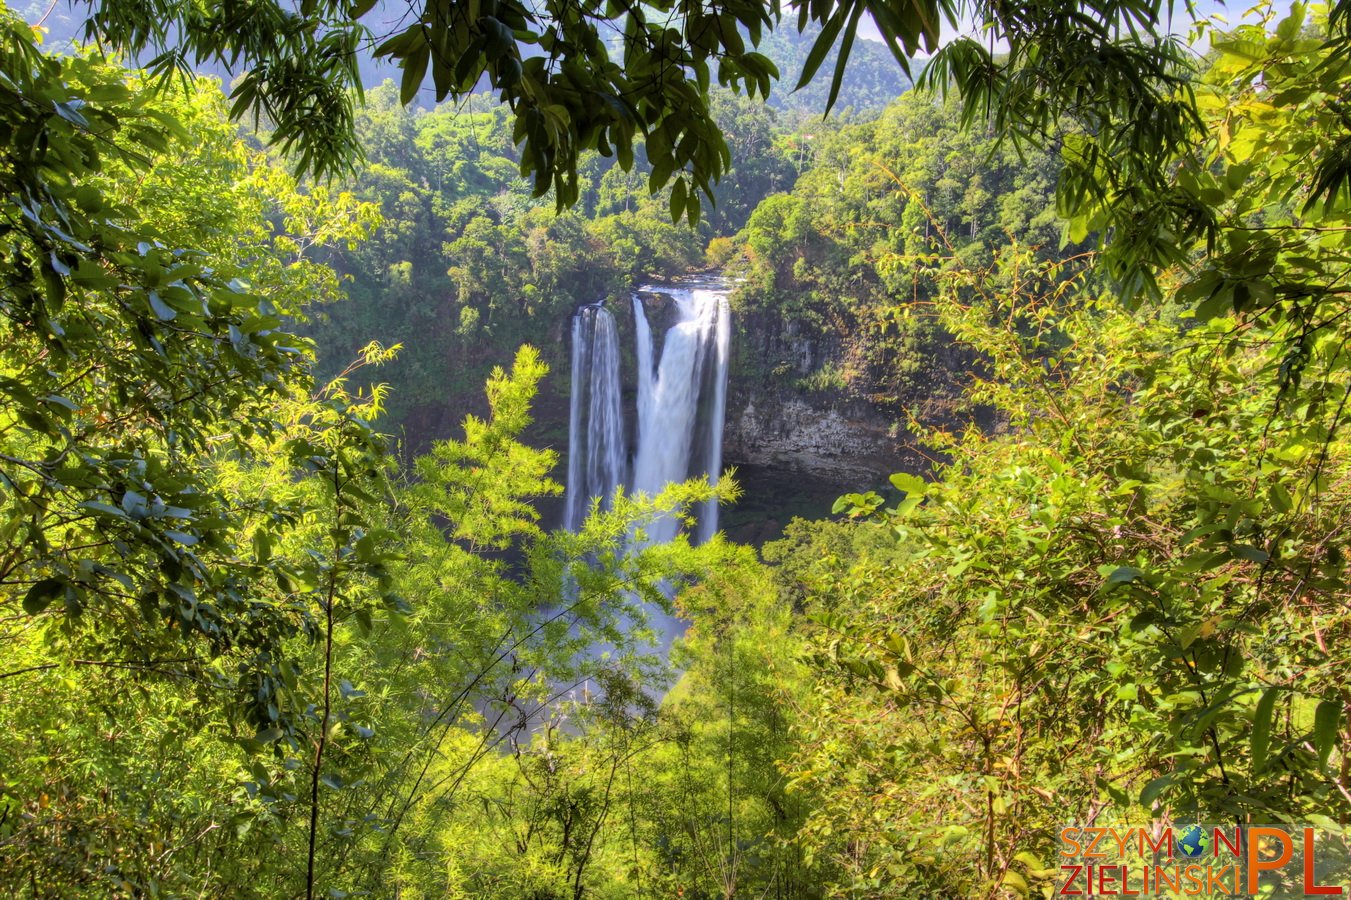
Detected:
left=855, top=0, right=1276, bottom=51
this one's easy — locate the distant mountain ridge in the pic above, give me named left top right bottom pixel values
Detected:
left=757, top=24, right=913, bottom=117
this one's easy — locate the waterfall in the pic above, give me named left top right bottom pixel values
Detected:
left=553, top=284, right=731, bottom=708
left=563, top=284, right=731, bottom=544
left=563, top=305, right=626, bottom=532
left=631, top=289, right=724, bottom=545
left=698, top=292, right=731, bottom=544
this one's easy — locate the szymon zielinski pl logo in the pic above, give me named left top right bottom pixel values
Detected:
left=1057, top=824, right=1351, bottom=896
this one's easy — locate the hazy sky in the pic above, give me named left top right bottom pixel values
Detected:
left=856, top=0, right=1275, bottom=49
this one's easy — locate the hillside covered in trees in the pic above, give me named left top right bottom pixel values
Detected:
left=3, top=0, right=1351, bottom=897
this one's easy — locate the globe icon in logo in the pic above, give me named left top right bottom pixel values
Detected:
left=1176, top=825, right=1210, bottom=859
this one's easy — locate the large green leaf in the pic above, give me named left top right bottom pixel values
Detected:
left=1250, top=685, right=1281, bottom=773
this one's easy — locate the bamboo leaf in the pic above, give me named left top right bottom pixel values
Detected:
left=1251, top=685, right=1280, bottom=773
left=1314, top=699, right=1341, bottom=769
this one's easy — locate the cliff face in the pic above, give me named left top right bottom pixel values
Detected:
left=720, top=308, right=947, bottom=486
left=710, top=304, right=976, bottom=544
left=724, top=392, right=906, bottom=482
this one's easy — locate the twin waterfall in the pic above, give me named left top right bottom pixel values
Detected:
left=564, top=285, right=731, bottom=544
left=563, top=306, right=627, bottom=531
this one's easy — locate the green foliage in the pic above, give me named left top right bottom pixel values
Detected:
left=399, top=541, right=816, bottom=900
left=0, top=10, right=373, bottom=716
left=0, top=325, right=747, bottom=896
left=55, top=0, right=1351, bottom=300
left=779, top=245, right=1351, bottom=894
left=1041, top=2, right=1351, bottom=311
left=755, top=22, right=912, bottom=120
left=0, top=20, right=755, bottom=897
left=1161, top=5, right=1351, bottom=369
left=729, top=89, right=1068, bottom=416
left=744, top=25, right=1351, bottom=895
left=77, top=0, right=787, bottom=221
left=0, top=16, right=394, bottom=892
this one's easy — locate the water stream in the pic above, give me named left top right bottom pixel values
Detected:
left=563, top=304, right=627, bottom=532
left=564, top=282, right=731, bottom=544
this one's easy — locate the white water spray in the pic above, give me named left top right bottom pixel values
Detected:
left=563, top=305, right=626, bottom=531
left=563, top=284, right=731, bottom=544
left=698, top=292, right=732, bottom=544
left=630, top=289, right=728, bottom=544
left=548, top=285, right=732, bottom=711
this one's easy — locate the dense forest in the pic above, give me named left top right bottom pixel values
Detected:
left=3, top=0, right=1351, bottom=897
